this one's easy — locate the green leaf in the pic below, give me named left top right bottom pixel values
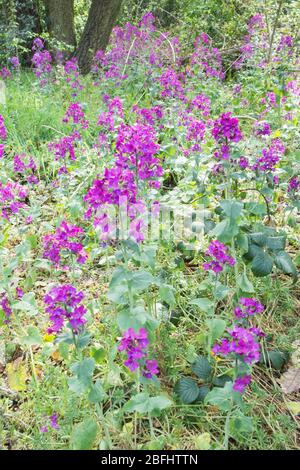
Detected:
left=251, top=251, right=273, bottom=277
left=190, top=298, right=214, bottom=313
left=91, top=347, right=106, bottom=364
left=236, top=233, right=248, bottom=251
left=88, top=379, right=107, bottom=404
left=212, top=375, right=232, bottom=387
left=249, top=232, right=267, bottom=247
left=229, top=412, right=253, bottom=438
left=130, top=270, right=154, bottom=292
left=174, top=377, right=199, bottom=404
left=274, top=251, right=297, bottom=278
left=214, top=282, right=231, bottom=300
left=20, top=326, right=42, bottom=346
left=124, top=392, right=150, bottom=413
left=159, top=284, right=176, bottom=307
left=220, top=200, right=243, bottom=220
left=108, top=267, right=129, bottom=305
left=197, top=385, right=210, bottom=402
left=192, top=356, right=212, bottom=381
left=237, top=270, right=255, bottom=293
left=70, top=417, right=98, bottom=450
left=266, top=236, right=286, bottom=252
left=261, top=349, right=288, bottom=370
left=244, top=244, right=264, bottom=261
left=117, top=305, right=148, bottom=331
left=207, top=318, right=226, bottom=344
left=124, top=393, right=172, bottom=414
left=205, top=382, right=233, bottom=411
left=68, top=358, right=95, bottom=394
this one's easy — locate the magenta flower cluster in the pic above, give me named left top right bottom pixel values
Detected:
left=191, top=33, right=224, bottom=80
left=115, top=123, right=162, bottom=187
left=63, top=103, right=89, bottom=130
left=159, top=68, right=185, bottom=100
left=48, top=132, right=80, bottom=174
left=0, top=181, right=28, bottom=220
left=31, top=38, right=52, bottom=87
left=0, top=115, right=7, bottom=141
left=44, top=285, right=87, bottom=334
left=212, top=325, right=261, bottom=365
left=13, top=154, right=39, bottom=185
left=212, top=112, right=243, bottom=144
left=0, top=115, right=6, bottom=159
left=234, top=297, right=265, bottom=319
left=40, top=413, right=60, bottom=433
left=43, top=220, right=88, bottom=268
left=233, top=375, right=252, bottom=393
left=288, top=176, right=300, bottom=192
left=118, top=327, right=159, bottom=379
left=253, top=138, right=285, bottom=172
left=203, top=240, right=235, bottom=273
left=64, top=58, right=83, bottom=96
left=0, top=293, right=12, bottom=320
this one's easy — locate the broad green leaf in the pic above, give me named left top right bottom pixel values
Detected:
left=88, top=379, right=107, bottom=404
left=190, top=297, right=214, bottom=313
left=20, top=326, right=42, bottom=346
left=249, top=232, right=267, bottom=247
left=251, top=251, right=273, bottom=277
left=192, top=356, right=212, bottom=381
left=174, top=377, right=199, bottom=404
left=229, top=412, right=253, bottom=437
left=159, top=284, right=176, bottom=307
left=274, top=251, right=297, bottom=278
left=130, top=270, right=154, bottom=292
left=266, top=236, right=286, bottom=252
left=70, top=417, right=98, bottom=450
left=207, top=318, right=226, bottom=344
left=237, top=270, right=255, bottom=293
left=197, top=385, right=210, bottom=402
left=205, top=382, right=233, bottom=411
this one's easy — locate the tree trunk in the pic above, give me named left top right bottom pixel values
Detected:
left=75, top=0, right=123, bottom=74
left=44, top=0, right=76, bottom=48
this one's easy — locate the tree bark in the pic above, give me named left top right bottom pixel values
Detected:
left=75, top=0, right=123, bottom=74
left=44, top=0, right=76, bottom=48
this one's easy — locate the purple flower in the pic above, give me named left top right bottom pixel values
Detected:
left=39, top=412, right=60, bottom=433
left=44, top=285, right=87, bottom=334
left=43, top=220, right=88, bottom=268
left=212, top=112, right=242, bottom=143
left=63, top=102, right=89, bottom=129
left=253, top=138, right=285, bottom=172
left=10, top=56, right=20, bottom=69
left=0, top=67, right=12, bottom=80
left=0, top=115, right=7, bottom=141
left=0, top=293, right=12, bottom=321
left=191, top=35, right=224, bottom=80
left=212, top=325, right=261, bottom=365
left=31, top=40, right=52, bottom=86
left=203, top=240, right=235, bottom=273
left=13, top=154, right=39, bottom=185
left=190, top=93, right=211, bottom=117
left=233, top=375, right=252, bottom=393
left=234, top=297, right=264, bottom=319
left=118, top=328, right=159, bottom=378
left=254, top=121, right=271, bottom=136
left=288, top=177, right=300, bottom=192
left=0, top=181, right=28, bottom=220
left=49, top=413, right=60, bottom=430
left=159, top=68, right=185, bottom=100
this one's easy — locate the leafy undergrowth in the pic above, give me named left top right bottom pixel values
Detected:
left=0, top=13, right=299, bottom=450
